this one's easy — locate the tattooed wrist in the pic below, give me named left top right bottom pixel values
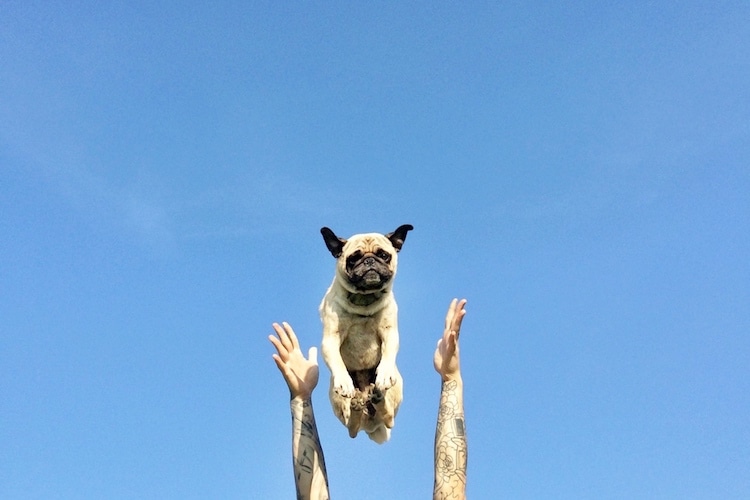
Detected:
left=440, top=372, right=463, bottom=383
left=291, top=395, right=312, bottom=408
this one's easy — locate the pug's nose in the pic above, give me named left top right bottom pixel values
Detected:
left=364, top=257, right=376, bottom=266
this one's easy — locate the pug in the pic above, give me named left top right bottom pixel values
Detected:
left=319, top=224, right=413, bottom=443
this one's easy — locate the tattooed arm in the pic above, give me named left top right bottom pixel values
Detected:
left=433, top=299, right=468, bottom=500
left=290, top=397, right=329, bottom=500
left=269, top=322, right=330, bottom=500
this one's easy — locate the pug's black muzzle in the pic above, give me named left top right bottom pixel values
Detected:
left=347, top=255, right=393, bottom=291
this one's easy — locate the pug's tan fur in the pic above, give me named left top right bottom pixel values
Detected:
left=319, top=225, right=412, bottom=443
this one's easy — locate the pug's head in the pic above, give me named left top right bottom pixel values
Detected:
left=321, top=225, right=413, bottom=293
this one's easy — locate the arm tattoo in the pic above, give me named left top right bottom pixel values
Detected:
left=291, top=398, right=330, bottom=500
left=434, top=380, right=467, bottom=500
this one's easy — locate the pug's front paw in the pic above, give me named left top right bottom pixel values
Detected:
left=375, top=365, right=397, bottom=391
left=332, top=374, right=355, bottom=398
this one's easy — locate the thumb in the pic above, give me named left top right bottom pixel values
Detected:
left=308, top=346, right=319, bottom=365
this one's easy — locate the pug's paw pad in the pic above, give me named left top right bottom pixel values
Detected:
left=370, top=385, right=384, bottom=405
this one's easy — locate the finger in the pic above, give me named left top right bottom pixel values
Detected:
left=273, top=322, right=294, bottom=351
left=308, top=346, right=319, bottom=366
left=445, top=298, right=458, bottom=329
left=453, top=311, right=466, bottom=337
left=271, top=322, right=287, bottom=343
left=283, top=322, right=301, bottom=351
left=444, top=298, right=456, bottom=328
left=271, top=353, right=287, bottom=372
left=452, top=301, right=467, bottom=334
left=268, top=335, right=289, bottom=360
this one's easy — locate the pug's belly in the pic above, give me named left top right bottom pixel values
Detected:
left=340, top=322, right=382, bottom=371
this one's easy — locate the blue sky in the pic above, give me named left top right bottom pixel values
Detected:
left=1, top=2, right=749, bottom=498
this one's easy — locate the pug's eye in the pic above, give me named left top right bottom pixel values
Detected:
left=376, top=249, right=391, bottom=262
left=346, top=251, right=363, bottom=267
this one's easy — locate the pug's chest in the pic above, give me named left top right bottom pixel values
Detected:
left=339, top=317, right=384, bottom=370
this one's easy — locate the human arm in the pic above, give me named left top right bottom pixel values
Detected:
left=268, top=322, right=330, bottom=500
left=433, top=299, right=468, bottom=500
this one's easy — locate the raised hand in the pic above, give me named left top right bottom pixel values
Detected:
left=433, top=298, right=467, bottom=382
left=269, top=322, right=319, bottom=400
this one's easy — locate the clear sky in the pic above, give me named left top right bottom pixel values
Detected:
left=2, top=2, right=749, bottom=499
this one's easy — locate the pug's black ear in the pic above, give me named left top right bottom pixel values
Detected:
left=321, top=227, right=346, bottom=258
left=386, top=224, right=413, bottom=252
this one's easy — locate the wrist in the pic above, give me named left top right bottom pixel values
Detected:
left=441, top=373, right=463, bottom=384
left=290, top=394, right=313, bottom=406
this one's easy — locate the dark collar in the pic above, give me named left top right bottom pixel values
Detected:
left=347, top=291, right=384, bottom=307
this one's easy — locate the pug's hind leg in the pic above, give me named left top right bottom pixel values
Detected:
left=329, top=380, right=352, bottom=427
left=347, top=391, right=366, bottom=438
left=370, top=387, right=392, bottom=428
left=365, top=424, right=390, bottom=444
left=371, top=376, right=402, bottom=429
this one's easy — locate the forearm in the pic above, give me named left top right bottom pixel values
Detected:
left=290, top=397, right=330, bottom=500
left=433, top=378, right=467, bottom=500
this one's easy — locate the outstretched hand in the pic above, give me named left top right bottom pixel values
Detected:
left=433, top=298, right=467, bottom=382
left=268, top=322, right=319, bottom=400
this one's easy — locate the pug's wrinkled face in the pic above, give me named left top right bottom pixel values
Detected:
left=321, top=225, right=413, bottom=294
left=342, top=236, right=395, bottom=291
